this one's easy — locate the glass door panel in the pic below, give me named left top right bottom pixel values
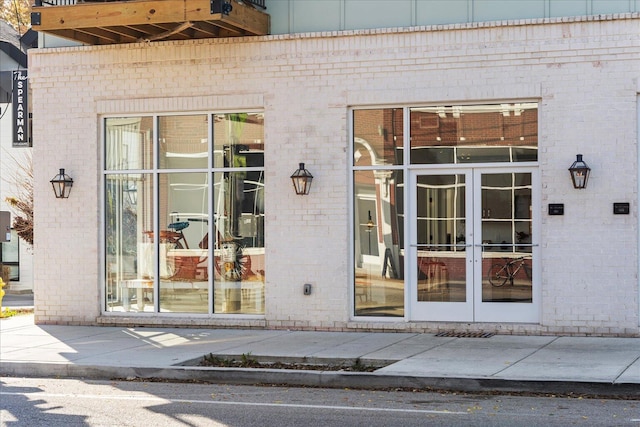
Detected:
left=411, top=172, right=473, bottom=321
left=476, top=170, right=538, bottom=323
left=480, top=172, right=532, bottom=303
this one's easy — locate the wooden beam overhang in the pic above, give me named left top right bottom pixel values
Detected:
left=31, top=0, right=269, bottom=45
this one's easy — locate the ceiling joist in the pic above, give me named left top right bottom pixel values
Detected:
left=31, top=0, right=269, bottom=45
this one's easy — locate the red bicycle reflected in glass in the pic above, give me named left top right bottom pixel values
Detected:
left=144, top=219, right=252, bottom=281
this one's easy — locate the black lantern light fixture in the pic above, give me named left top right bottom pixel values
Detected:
left=366, top=210, right=374, bottom=254
left=568, top=154, right=591, bottom=189
left=290, top=162, right=313, bottom=195
left=50, top=168, right=73, bottom=199
left=123, top=183, right=137, bottom=205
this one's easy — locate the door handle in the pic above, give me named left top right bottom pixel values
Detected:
left=496, top=244, right=539, bottom=247
left=410, top=244, right=470, bottom=247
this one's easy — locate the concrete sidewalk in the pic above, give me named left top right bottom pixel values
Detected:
left=1, top=313, right=639, bottom=396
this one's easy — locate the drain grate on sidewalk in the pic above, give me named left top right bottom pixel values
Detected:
left=435, top=331, right=495, bottom=338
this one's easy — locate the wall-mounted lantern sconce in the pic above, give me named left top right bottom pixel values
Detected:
left=50, top=168, right=73, bottom=199
left=290, top=163, right=313, bottom=195
left=123, top=184, right=137, bottom=205
left=568, top=154, right=591, bottom=189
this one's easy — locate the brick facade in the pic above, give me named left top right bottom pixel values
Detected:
left=30, top=14, right=640, bottom=335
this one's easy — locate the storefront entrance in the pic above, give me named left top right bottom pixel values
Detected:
left=409, top=168, right=539, bottom=322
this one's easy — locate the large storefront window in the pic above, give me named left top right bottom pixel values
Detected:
left=105, top=113, right=265, bottom=315
left=353, top=103, right=538, bottom=321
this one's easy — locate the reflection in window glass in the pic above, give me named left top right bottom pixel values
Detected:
left=353, top=104, right=538, bottom=318
left=0, top=230, right=19, bottom=281
left=353, top=108, right=403, bottom=166
left=353, top=169, right=404, bottom=317
left=213, top=171, right=265, bottom=314
left=212, top=113, right=265, bottom=314
left=483, top=255, right=533, bottom=303
left=105, top=117, right=153, bottom=170
left=159, top=115, right=208, bottom=169
left=481, top=172, right=533, bottom=303
left=105, top=112, right=265, bottom=315
left=214, top=113, right=264, bottom=169
left=158, top=172, right=209, bottom=313
left=105, top=173, right=155, bottom=312
left=481, top=173, right=532, bottom=253
left=410, top=103, right=538, bottom=164
left=416, top=174, right=466, bottom=246
left=415, top=174, right=467, bottom=303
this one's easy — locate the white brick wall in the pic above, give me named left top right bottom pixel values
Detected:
left=30, top=14, right=640, bottom=335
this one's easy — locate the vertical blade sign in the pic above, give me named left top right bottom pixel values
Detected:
left=12, top=70, right=29, bottom=147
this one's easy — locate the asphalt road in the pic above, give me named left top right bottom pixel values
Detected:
left=0, top=293, right=33, bottom=308
left=1, top=377, right=639, bottom=426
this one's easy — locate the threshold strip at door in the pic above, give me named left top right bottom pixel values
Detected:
left=435, top=331, right=495, bottom=338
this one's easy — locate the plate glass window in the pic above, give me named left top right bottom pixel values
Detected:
left=104, top=113, right=265, bottom=315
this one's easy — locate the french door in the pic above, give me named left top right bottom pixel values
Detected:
left=409, top=167, right=539, bottom=323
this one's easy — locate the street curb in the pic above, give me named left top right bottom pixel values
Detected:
left=1, top=362, right=639, bottom=398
